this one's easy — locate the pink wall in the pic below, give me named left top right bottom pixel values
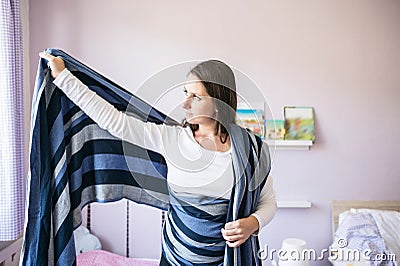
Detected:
left=28, top=0, right=400, bottom=264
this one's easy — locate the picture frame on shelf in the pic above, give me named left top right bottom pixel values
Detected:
left=265, top=120, right=285, bottom=140
left=284, top=106, right=315, bottom=141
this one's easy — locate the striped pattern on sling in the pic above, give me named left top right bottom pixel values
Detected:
left=22, top=49, right=177, bottom=266
left=162, top=191, right=229, bottom=265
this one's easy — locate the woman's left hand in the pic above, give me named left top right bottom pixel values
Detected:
left=221, top=216, right=259, bottom=248
left=39, top=52, right=65, bottom=79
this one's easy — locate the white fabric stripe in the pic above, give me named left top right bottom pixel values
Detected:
left=53, top=152, right=66, bottom=185
left=161, top=230, right=181, bottom=265
left=53, top=183, right=71, bottom=235
left=67, top=124, right=118, bottom=161
left=63, top=110, right=84, bottom=130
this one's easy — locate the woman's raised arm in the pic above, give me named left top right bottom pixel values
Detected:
left=39, top=52, right=176, bottom=155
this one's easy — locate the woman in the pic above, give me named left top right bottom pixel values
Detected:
left=39, top=52, right=276, bottom=265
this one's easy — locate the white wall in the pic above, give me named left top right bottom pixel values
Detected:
left=28, top=1, right=400, bottom=265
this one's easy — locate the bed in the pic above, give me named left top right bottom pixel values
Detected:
left=330, top=200, right=400, bottom=266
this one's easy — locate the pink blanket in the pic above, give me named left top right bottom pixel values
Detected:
left=77, top=250, right=159, bottom=266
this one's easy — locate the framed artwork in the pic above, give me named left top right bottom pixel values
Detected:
left=265, top=120, right=285, bottom=140
left=236, top=108, right=265, bottom=138
left=284, top=106, right=315, bottom=141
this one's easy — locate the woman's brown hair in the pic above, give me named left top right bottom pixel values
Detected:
left=183, top=60, right=237, bottom=144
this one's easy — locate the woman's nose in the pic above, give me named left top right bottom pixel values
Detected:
left=182, top=97, right=192, bottom=110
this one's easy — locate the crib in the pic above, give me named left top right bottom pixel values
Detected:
left=0, top=237, right=22, bottom=266
left=75, top=202, right=162, bottom=266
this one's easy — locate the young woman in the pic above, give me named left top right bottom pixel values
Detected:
left=39, top=52, right=276, bottom=265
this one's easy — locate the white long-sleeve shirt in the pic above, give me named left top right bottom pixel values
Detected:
left=53, top=68, right=276, bottom=229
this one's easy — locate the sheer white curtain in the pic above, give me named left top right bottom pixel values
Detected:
left=0, top=0, right=25, bottom=241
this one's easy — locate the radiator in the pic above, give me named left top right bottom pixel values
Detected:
left=0, top=237, right=22, bottom=266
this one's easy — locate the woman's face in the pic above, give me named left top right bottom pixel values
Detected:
left=182, top=74, right=216, bottom=125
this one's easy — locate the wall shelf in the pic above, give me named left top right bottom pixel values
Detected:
left=264, top=140, right=313, bottom=151
left=277, top=201, right=312, bottom=208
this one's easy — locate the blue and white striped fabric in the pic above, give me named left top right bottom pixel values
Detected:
left=0, top=0, right=26, bottom=241
left=22, top=49, right=174, bottom=266
left=21, top=49, right=271, bottom=266
left=162, top=191, right=229, bottom=264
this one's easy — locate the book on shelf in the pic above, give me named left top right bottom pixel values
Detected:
left=265, top=120, right=285, bottom=140
left=283, top=106, right=315, bottom=141
left=236, top=108, right=265, bottom=138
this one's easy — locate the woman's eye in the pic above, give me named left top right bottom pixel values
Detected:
left=183, top=88, right=188, bottom=95
left=193, top=95, right=201, bottom=101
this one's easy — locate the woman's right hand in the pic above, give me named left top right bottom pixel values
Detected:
left=39, top=52, right=66, bottom=79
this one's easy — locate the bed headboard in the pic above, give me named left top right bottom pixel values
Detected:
left=331, top=200, right=400, bottom=237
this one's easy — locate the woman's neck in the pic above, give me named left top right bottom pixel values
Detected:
left=196, top=122, right=217, bottom=138
left=194, top=122, right=231, bottom=152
